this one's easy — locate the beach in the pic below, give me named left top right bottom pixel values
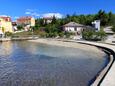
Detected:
left=29, top=38, right=106, bottom=56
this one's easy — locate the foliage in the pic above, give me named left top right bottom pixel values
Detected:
left=5, top=32, right=13, bottom=37
left=12, top=31, right=32, bottom=38
left=82, top=29, right=106, bottom=41
left=82, top=30, right=94, bottom=40
left=38, top=31, right=47, bottom=37
left=59, top=32, right=64, bottom=37
left=51, top=16, right=57, bottom=24
left=17, top=10, right=115, bottom=39
left=111, top=25, right=115, bottom=32
left=2, top=27, right=5, bottom=33
left=17, top=25, right=23, bottom=30
left=94, top=10, right=108, bottom=26
left=64, top=32, right=75, bottom=38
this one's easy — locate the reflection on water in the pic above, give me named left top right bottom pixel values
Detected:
left=0, top=41, right=107, bottom=86
left=0, top=41, right=13, bottom=57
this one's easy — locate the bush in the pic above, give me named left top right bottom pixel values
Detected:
left=111, top=25, right=115, bottom=32
left=17, top=25, right=23, bottom=30
left=39, top=32, right=47, bottom=37
left=46, top=32, right=58, bottom=38
left=82, top=30, right=106, bottom=41
left=5, top=32, right=13, bottom=37
left=59, top=32, right=64, bottom=37
left=96, top=30, right=107, bottom=40
left=82, top=30, right=94, bottom=40
left=65, top=32, right=74, bottom=38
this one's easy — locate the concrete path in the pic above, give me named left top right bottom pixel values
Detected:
left=76, top=41, right=115, bottom=86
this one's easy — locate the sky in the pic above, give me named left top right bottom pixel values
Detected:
left=0, top=0, right=114, bottom=20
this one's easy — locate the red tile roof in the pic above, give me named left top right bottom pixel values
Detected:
left=17, top=16, right=32, bottom=21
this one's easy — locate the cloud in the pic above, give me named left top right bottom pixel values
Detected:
left=42, top=13, right=63, bottom=18
left=0, top=15, right=10, bottom=17
left=25, top=9, right=63, bottom=18
left=26, top=9, right=34, bottom=12
left=25, top=9, right=40, bottom=17
left=31, top=12, right=40, bottom=17
left=25, top=12, right=31, bottom=15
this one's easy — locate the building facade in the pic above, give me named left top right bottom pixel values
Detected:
left=92, top=20, right=100, bottom=31
left=0, top=16, right=13, bottom=35
left=17, top=16, right=35, bottom=26
left=63, top=22, right=84, bottom=33
left=63, top=22, right=85, bottom=39
left=43, top=17, right=53, bottom=24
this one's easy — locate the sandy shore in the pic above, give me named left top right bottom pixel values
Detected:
left=28, top=38, right=106, bottom=55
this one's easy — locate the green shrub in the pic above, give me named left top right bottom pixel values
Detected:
left=82, top=30, right=94, bottom=40
left=82, top=30, right=106, bottom=41
left=39, top=32, right=47, bottom=37
left=5, top=32, right=13, bottom=37
left=59, top=32, right=64, bottom=37
left=65, top=32, right=74, bottom=38
left=111, top=25, right=115, bottom=32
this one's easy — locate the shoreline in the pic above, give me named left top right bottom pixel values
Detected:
left=28, top=38, right=105, bottom=54
left=28, top=38, right=114, bottom=86
left=75, top=41, right=115, bottom=86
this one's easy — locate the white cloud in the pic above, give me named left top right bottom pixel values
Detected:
left=42, top=13, right=63, bottom=18
left=25, top=9, right=40, bottom=17
left=26, top=9, right=35, bottom=12
left=25, top=9, right=63, bottom=18
left=0, top=15, right=10, bottom=17
left=25, top=12, right=31, bottom=15
left=31, top=12, right=40, bottom=17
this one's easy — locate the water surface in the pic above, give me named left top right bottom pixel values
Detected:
left=0, top=41, right=107, bottom=86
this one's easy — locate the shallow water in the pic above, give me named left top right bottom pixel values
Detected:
left=0, top=41, right=107, bottom=86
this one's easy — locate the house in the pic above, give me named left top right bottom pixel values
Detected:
left=43, top=17, right=53, bottom=24
left=63, top=22, right=85, bottom=39
left=92, top=20, right=100, bottom=31
left=63, top=22, right=84, bottom=33
left=17, top=16, right=35, bottom=26
left=17, top=16, right=35, bottom=31
left=63, top=22, right=96, bottom=39
left=12, top=22, right=18, bottom=31
left=0, top=16, right=13, bottom=37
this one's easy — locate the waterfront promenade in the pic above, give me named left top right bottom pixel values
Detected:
left=76, top=41, right=115, bottom=86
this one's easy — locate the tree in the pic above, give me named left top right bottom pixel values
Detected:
left=51, top=16, right=57, bottom=24
left=64, top=14, right=71, bottom=23
left=108, top=11, right=113, bottom=25
left=108, top=12, right=115, bottom=25
left=17, top=25, right=23, bottom=30
left=5, top=32, right=13, bottom=37
left=78, top=15, right=87, bottom=24
left=85, top=15, right=95, bottom=25
left=82, top=29, right=106, bottom=41
left=95, top=10, right=109, bottom=26
left=82, top=30, right=94, bottom=40
left=2, top=27, right=5, bottom=33
left=111, top=25, right=115, bottom=32
left=35, top=18, right=45, bottom=27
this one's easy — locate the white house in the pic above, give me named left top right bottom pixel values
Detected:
left=43, top=17, right=53, bottom=24
left=63, top=22, right=84, bottom=33
left=92, top=20, right=100, bottom=31
left=63, top=22, right=85, bottom=39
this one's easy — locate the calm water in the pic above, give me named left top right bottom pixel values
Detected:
left=0, top=41, right=107, bottom=86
